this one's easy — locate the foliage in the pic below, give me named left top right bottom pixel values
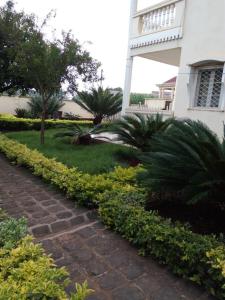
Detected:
left=63, top=112, right=80, bottom=120
left=15, top=108, right=32, bottom=119
left=28, top=93, right=65, bottom=118
left=1, top=135, right=225, bottom=298
left=6, top=129, right=129, bottom=174
left=130, top=93, right=153, bottom=105
left=0, top=217, right=27, bottom=249
left=75, top=87, right=122, bottom=125
left=140, top=119, right=225, bottom=205
left=0, top=115, right=91, bottom=131
left=54, top=124, right=104, bottom=145
left=98, top=195, right=225, bottom=299
left=0, top=236, right=93, bottom=299
left=0, top=134, right=142, bottom=206
left=0, top=1, right=40, bottom=94
left=108, top=113, right=172, bottom=151
left=1, top=2, right=100, bottom=144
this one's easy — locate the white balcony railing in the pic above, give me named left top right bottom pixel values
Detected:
left=130, top=0, right=185, bottom=50
left=141, top=3, right=176, bottom=34
left=126, top=103, right=173, bottom=115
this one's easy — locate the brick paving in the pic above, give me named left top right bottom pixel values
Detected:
left=0, top=154, right=216, bottom=300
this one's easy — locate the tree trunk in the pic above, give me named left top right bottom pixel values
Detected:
left=40, top=99, right=46, bottom=145
left=93, top=115, right=103, bottom=125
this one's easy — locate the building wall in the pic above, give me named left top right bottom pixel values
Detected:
left=174, top=0, right=225, bottom=137
left=0, top=96, right=92, bottom=118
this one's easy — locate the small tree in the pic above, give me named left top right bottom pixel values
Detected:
left=14, top=29, right=99, bottom=144
left=75, top=87, right=122, bottom=125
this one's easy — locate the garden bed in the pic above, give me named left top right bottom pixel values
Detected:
left=0, top=134, right=225, bottom=299
left=148, top=201, right=225, bottom=235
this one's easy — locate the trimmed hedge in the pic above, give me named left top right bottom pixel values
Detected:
left=0, top=134, right=143, bottom=207
left=99, top=193, right=225, bottom=299
left=0, top=135, right=225, bottom=299
left=0, top=114, right=92, bottom=131
left=0, top=211, right=92, bottom=299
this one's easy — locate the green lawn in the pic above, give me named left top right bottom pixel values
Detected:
left=5, top=129, right=129, bottom=174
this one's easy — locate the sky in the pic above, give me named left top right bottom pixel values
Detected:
left=5, top=0, right=177, bottom=93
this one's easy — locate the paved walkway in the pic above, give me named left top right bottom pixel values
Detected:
left=0, top=155, right=215, bottom=300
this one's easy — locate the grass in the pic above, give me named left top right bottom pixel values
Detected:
left=5, top=129, right=129, bottom=174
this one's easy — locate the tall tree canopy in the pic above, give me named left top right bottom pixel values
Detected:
left=0, top=1, right=100, bottom=143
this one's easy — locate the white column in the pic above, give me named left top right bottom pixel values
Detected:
left=122, top=0, right=138, bottom=115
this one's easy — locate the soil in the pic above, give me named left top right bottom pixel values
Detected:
left=148, top=201, right=225, bottom=235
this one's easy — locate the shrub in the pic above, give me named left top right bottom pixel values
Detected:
left=0, top=135, right=142, bottom=207
left=140, top=119, right=225, bottom=205
left=0, top=236, right=93, bottom=299
left=15, top=108, right=32, bottom=119
left=99, top=196, right=225, bottom=299
left=0, top=217, right=27, bottom=249
left=0, top=115, right=92, bottom=131
left=107, top=113, right=172, bottom=151
left=75, top=87, right=122, bottom=125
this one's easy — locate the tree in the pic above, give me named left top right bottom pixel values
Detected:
left=28, top=93, right=65, bottom=118
left=0, top=1, right=40, bottom=94
left=140, top=119, right=225, bottom=205
left=107, top=113, right=172, bottom=151
left=10, top=10, right=100, bottom=143
left=75, top=87, right=122, bottom=125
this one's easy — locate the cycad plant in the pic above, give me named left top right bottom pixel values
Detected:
left=141, top=119, right=225, bottom=205
left=75, top=87, right=122, bottom=125
left=108, top=113, right=172, bottom=152
left=28, top=93, right=65, bottom=119
left=54, top=124, right=104, bottom=145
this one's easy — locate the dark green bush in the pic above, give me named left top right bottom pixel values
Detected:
left=140, top=119, right=225, bottom=205
left=0, top=217, right=27, bottom=249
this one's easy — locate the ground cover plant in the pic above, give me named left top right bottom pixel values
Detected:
left=5, top=128, right=130, bottom=174
left=0, top=209, right=92, bottom=299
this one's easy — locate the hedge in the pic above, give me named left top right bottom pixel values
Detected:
left=0, top=134, right=143, bottom=207
left=0, top=114, right=92, bottom=131
left=99, top=193, right=225, bottom=299
left=0, top=209, right=92, bottom=299
left=0, top=135, right=225, bottom=299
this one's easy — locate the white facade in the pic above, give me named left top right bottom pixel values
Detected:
left=123, top=0, right=225, bottom=137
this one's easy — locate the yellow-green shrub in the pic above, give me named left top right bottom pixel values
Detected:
left=0, top=236, right=92, bottom=300
left=0, top=135, right=143, bottom=207
left=99, top=196, right=225, bottom=299
left=0, top=115, right=92, bottom=131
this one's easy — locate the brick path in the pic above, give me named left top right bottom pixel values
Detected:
left=0, top=154, right=215, bottom=300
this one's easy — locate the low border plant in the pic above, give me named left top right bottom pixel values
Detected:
left=0, top=114, right=92, bottom=131
left=0, top=210, right=92, bottom=299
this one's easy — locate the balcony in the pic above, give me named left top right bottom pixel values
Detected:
left=129, top=0, right=185, bottom=64
left=125, top=103, right=173, bottom=116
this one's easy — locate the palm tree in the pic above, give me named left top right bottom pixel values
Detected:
left=108, top=113, right=172, bottom=152
left=140, top=119, right=225, bottom=205
left=75, top=87, right=122, bottom=125
left=28, top=93, right=65, bottom=119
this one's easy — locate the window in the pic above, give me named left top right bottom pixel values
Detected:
left=195, top=66, right=223, bottom=108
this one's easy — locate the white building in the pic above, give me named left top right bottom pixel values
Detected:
left=123, top=0, right=225, bottom=137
